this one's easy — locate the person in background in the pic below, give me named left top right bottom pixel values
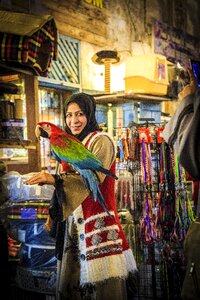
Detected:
left=25, top=93, right=138, bottom=300
left=162, top=68, right=200, bottom=300
left=162, top=67, right=200, bottom=212
left=162, top=67, right=199, bottom=179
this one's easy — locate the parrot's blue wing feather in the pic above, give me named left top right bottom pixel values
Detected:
left=75, top=158, right=118, bottom=180
left=96, top=166, right=118, bottom=180
left=77, top=168, right=111, bottom=216
left=51, top=149, right=62, bottom=164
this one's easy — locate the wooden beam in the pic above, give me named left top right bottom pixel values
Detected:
left=24, top=74, right=41, bottom=172
left=43, top=0, right=110, bottom=46
left=52, top=10, right=107, bottom=37
left=43, top=0, right=111, bottom=22
left=56, top=20, right=108, bottom=47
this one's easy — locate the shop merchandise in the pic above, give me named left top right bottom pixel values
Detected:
left=115, top=123, right=196, bottom=299
left=0, top=172, right=56, bottom=294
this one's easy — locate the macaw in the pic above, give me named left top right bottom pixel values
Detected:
left=35, top=121, right=118, bottom=214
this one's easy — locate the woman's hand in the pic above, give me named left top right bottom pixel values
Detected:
left=178, top=68, right=198, bottom=101
left=24, top=170, right=55, bottom=186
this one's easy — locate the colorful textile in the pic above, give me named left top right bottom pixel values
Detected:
left=7, top=202, right=49, bottom=220
left=0, top=19, right=56, bottom=76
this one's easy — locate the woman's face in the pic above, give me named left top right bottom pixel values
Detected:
left=65, top=102, right=87, bottom=135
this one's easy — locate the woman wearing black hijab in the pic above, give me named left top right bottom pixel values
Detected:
left=26, top=93, right=138, bottom=300
left=64, top=92, right=101, bottom=141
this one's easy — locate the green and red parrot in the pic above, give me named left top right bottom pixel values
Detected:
left=35, top=121, right=118, bottom=214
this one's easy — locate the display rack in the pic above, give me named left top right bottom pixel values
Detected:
left=115, top=123, right=195, bottom=299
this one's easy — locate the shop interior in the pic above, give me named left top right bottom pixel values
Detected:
left=0, top=3, right=200, bottom=300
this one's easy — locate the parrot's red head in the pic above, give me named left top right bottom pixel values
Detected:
left=35, top=122, right=62, bottom=139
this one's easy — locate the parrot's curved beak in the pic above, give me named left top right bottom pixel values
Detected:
left=35, top=125, right=49, bottom=139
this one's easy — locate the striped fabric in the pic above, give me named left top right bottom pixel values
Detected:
left=0, top=19, right=56, bottom=77
left=0, top=33, right=28, bottom=63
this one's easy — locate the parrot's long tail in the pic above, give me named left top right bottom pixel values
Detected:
left=80, top=169, right=111, bottom=216
left=97, top=166, right=118, bottom=180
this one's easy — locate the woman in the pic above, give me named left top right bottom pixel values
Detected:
left=25, top=93, right=138, bottom=300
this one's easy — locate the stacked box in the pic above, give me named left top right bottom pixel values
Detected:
left=1, top=118, right=24, bottom=139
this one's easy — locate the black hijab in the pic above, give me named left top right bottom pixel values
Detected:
left=64, top=92, right=101, bottom=141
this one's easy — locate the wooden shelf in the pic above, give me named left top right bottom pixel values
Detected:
left=94, top=92, right=177, bottom=104
left=0, top=139, right=36, bottom=149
